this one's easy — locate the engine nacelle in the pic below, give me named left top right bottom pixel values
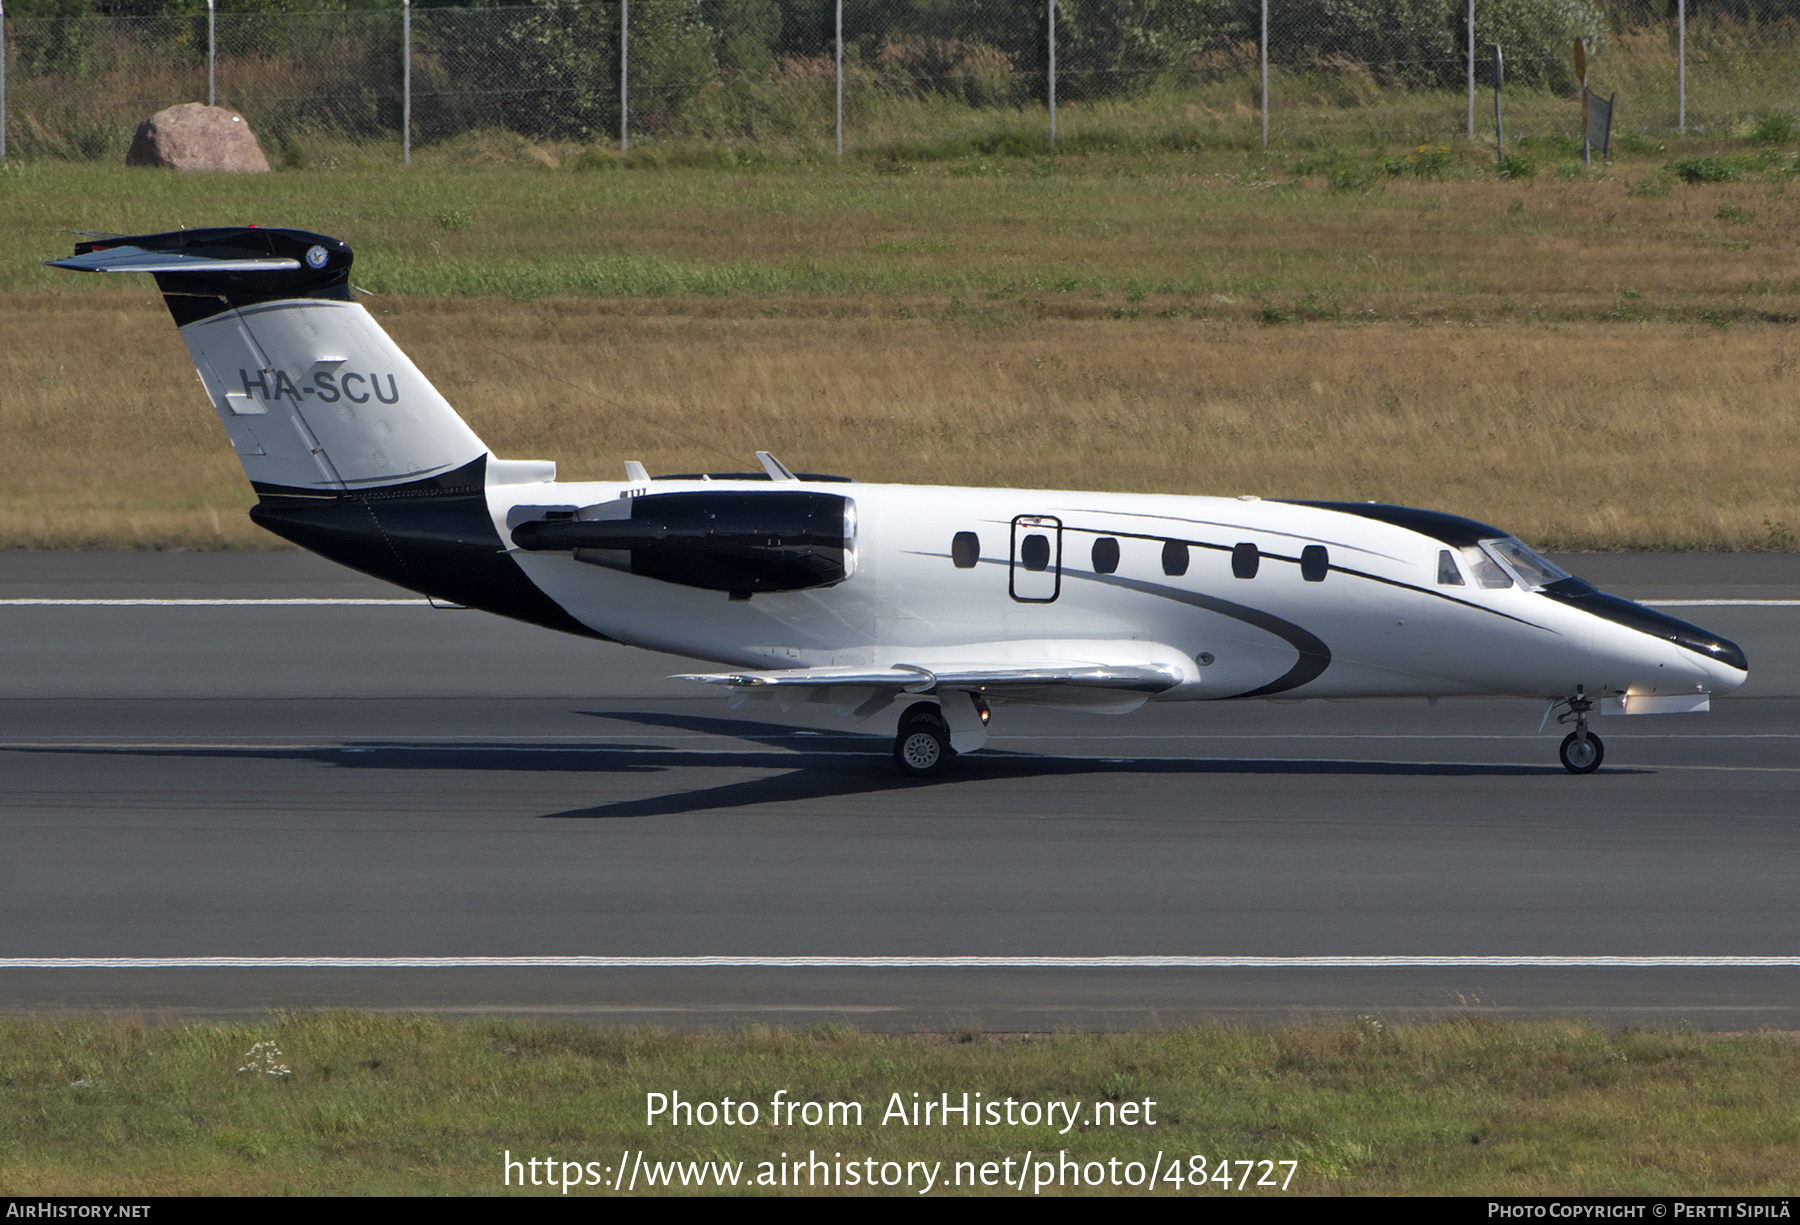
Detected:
left=511, top=490, right=856, bottom=596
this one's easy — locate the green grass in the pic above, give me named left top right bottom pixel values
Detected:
left=10, top=136, right=1800, bottom=326
left=3, top=1014, right=1797, bottom=1196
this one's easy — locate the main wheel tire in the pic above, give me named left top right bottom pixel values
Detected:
left=895, top=723, right=952, bottom=776
left=1559, top=730, right=1604, bottom=774
left=897, top=701, right=948, bottom=736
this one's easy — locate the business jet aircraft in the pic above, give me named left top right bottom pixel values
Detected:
left=51, top=227, right=1748, bottom=776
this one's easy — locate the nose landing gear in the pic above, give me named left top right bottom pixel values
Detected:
left=1551, top=690, right=1605, bottom=774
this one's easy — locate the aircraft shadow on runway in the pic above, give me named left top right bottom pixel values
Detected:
left=4, top=708, right=1604, bottom=821
left=548, top=709, right=1593, bottom=818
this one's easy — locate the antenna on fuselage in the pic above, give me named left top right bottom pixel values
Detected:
left=756, top=451, right=799, bottom=481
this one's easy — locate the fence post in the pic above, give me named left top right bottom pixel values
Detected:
left=207, top=0, right=215, bottom=107
left=620, top=0, right=628, bottom=151
left=402, top=0, right=411, bottom=166
left=1677, top=0, right=1685, bottom=133
left=1260, top=0, right=1267, bottom=148
left=1491, top=44, right=1502, bottom=164
left=834, top=0, right=841, bottom=156
left=1466, top=0, right=1474, bottom=138
left=1047, top=0, right=1055, bottom=145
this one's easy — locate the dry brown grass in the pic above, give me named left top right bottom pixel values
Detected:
left=5, top=292, right=1796, bottom=551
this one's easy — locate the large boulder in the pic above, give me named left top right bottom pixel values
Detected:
left=126, top=103, right=270, bottom=172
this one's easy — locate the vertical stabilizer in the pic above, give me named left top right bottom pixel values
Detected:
left=46, top=227, right=599, bottom=636
left=49, top=227, right=488, bottom=493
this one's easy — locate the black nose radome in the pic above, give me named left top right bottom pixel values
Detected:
left=1539, top=578, right=1748, bottom=672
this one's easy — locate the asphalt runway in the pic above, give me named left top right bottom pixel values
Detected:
left=2, top=550, right=1797, bottom=1029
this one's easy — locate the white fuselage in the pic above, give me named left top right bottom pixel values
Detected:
left=490, top=477, right=1744, bottom=708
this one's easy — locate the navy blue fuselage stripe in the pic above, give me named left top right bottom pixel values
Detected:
left=1069, top=570, right=1333, bottom=699
left=909, top=550, right=1332, bottom=697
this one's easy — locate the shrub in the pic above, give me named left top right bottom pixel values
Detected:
left=1744, top=146, right=1788, bottom=172
left=6, top=0, right=97, bottom=75
left=1498, top=151, right=1537, bottom=179
left=1751, top=113, right=1796, bottom=144
left=1668, top=156, right=1738, bottom=183
left=875, top=38, right=1019, bottom=108
left=1262, top=0, right=1602, bottom=90
left=573, top=146, right=622, bottom=173
left=1385, top=144, right=1455, bottom=177
left=1294, top=149, right=1379, bottom=190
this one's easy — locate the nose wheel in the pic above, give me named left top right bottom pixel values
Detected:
left=1552, top=690, right=1604, bottom=774
left=893, top=701, right=955, bottom=777
left=1559, top=729, right=1604, bottom=773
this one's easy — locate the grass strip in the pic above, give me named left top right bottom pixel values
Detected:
left=9, top=153, right=1800, bottom=322
left=2, top=1013, right=1797, bottom=1196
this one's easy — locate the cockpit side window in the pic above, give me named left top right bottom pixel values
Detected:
left=1436, top=549, right=1465, bottom=586
left=1459, top=545, right=1513, bottom=589
left=1480, top=537, right=1571, bottom=590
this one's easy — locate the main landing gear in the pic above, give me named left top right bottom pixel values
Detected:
left=1552, top=689, right=1604, bottom=774
left=893, top=701, right=955, bottom=777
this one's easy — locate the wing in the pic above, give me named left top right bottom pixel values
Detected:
left=673, top=660, right=1183, bottom=719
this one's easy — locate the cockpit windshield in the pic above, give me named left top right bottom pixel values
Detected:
left=1458, top=545, right=1512, bottom=588
left=1479, top=537, right=1571, bottom=590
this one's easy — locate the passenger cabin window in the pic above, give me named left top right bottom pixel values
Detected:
left=1300, top=545, right=1329, bottom=582
left=951, top=531, right=980, bottom=569
left=1161, top=540, right=1189, bottom=577
left=1020, top=534, right=1052, bottom=572
left=1460, top=545, right=1513, bottom=589
left=1091, top=537, right=1120, bottom=574
left=1437, top=549, right=1465, bottom=585
left=1231, top=542, right=1259, bottom=579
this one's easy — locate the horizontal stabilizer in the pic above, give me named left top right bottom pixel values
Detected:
left=48, top=227, right=355, bottom=327
left=47, top=246, right=301, bottom=274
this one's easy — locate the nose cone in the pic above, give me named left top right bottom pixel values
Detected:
left=1698, top=644, right=1751, bottom=695
left=1540, top=578, right=1748, bottom=691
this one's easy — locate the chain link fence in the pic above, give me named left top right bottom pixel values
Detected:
left=3, top=1, right=1798, bottom=163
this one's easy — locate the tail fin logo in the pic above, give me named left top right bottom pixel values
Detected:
left=305, top=245, right=329, bottom=269
left=240, top=368, right=399, bottom=405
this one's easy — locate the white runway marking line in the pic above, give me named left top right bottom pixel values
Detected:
left=5, top=956, right=1800, bottom=969
left=7, top=731, right=1800, bottom=741
left=0, top=597, right=1794, bottom=607
left=0, top=598, right=428, bottom=606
